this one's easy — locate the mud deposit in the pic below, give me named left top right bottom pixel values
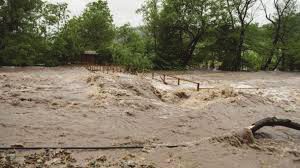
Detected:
left=0, top=67, right=299, bottom=167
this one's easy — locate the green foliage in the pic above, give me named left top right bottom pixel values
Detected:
left=0, top=0, right=299, bottom=71
left=57, top=0, right=115, bottom=64
left=112, top=24, right=153, bottom=69
left=0, top=0, right=69, bottom=66
left=79, top=1, right=114, bottom=50
left=283, top=13, right=300, bottom=70
left=0, top=38, right=36, bottom=66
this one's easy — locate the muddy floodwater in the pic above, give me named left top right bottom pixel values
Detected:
left=0, top=67, right=299, bottom=167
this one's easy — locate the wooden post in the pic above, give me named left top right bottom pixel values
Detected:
left=197, top=83, right=200, bottom=91
left=178, top=78, right=180, bottom=85
left=152, top=72, right=154, bottom=79
left=163, top=74, right=166, bottom=83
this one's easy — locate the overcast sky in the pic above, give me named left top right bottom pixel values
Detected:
left=46, top=0, right=296, bottom=27
left=46, top=0, right=145, bottom=26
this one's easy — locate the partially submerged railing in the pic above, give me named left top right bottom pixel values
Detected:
left=152, top=72, right=201, bottom=91
left=79, top=64, right=259, bottom=91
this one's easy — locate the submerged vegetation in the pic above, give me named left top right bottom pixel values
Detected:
left=0, top=0, right=299, bottom=71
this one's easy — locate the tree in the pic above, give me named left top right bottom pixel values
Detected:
left=112, top=24, right=152, bottom=69
left=78, top=0, right=114, bottom=51
left=225, top=0, right=258, bottom=71
left=59, top=17, right=82, bottom=63
left=282, top=13, right=300, bottom=70
left=143, top=0, right=226, bottom=68
left=260, top=0, right=297, bottom=70
left=137, top=0, right=161, bottom=53
left=0, top=0, right=71, bottom=66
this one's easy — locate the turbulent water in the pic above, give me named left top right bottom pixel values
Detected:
left=0, top=67, right=299, bottom=167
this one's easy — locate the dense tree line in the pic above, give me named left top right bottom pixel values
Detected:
left=0, top=0, right=299, bottom=71
left=0, top=0, right=69, bottom=66
left=138, top=0, right=300, bottom=71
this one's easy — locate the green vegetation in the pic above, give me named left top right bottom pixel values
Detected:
left=0, top=0, right=299, bottom=71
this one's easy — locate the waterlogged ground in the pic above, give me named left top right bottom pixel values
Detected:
left=0, top=67, right=299, bottom=168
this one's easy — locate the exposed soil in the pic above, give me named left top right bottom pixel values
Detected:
left=0, top=67, right=299, bottom=167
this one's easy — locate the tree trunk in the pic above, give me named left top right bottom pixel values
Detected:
left=281, top=53, right=286, bottom=71
left=272, top=53, right=283, bottom=71
left=236, top=28, right=245, bottom=71
left=211, top=52, right=215, bottom=69
left=153, top=31, right=157, bottom=52
left=181, top=35, right=201, bottom=67
left=263, top=25, right=281, bottom=70
left=263, top=50, right=273, bottom=70
left=251, top=117, right=300, bottom=134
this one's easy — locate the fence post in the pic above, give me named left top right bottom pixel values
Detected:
left=178, top=78, right=180, bottom=85
left=163, top=74, right=166, bottom=83
left=197, top=83, right=200, bottom=91
left=152, top=72, right=154, bottom=79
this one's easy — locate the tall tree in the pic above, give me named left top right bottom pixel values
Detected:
left=137, top=0, right=161, bottom=53
left=58, top=0, right=115, bottom=64
left=260, top=0, right=297, bottom=70
left=155, top=0, right=225, bottom=67
left=79, top=0, right=114, bottom=51
left=226, top=0, right=257, bottom=71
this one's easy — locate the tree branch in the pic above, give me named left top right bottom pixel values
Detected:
left=251, top=117, right=300, bottom=134
left=260, top=0, right=276, bottom=25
